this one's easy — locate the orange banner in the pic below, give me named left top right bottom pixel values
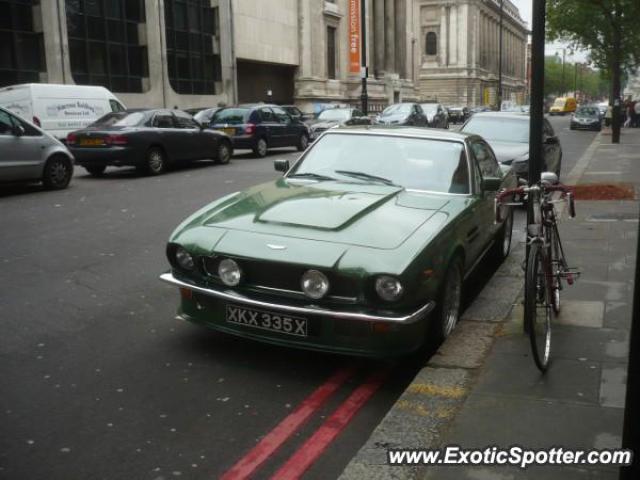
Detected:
left=348, top=0, right=361, bottom=74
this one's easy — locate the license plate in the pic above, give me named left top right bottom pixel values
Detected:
left=221, top=128, right=235, bottom=136
left=79, top=138, right=104, bottom=146
left=226, top=305, right=308, bottom=337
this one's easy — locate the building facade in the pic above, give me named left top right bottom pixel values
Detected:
left=0, top=0, right=527, bottom=111
left=414, top=0, right=528, bottom=106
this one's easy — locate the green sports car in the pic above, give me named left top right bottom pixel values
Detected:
left=160, top=126, right=516, bottom=357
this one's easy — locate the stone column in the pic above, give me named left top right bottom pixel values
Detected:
left=394, top=0, right=405, bottom=76
left=297, top=0, right=312, bottom=78
left=440, top=6, right=447, bottom=66
left=374, top=0, right=385, bottom=76
left=384, top=0, right=395, bottom=73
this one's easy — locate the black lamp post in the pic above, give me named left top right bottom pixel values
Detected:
left=360, top=0, right=368, bottom=115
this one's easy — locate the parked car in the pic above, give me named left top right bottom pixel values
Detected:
left=192, top=107, right=222, bottom=126
left=446, top=106, right=470, bottom=124
left=159, top=126, right=516, bottom=356
left=280, top=105, right=315, bottom=124
left=461, top=112, right=562, bottom=180
left=549, top=96, right=577, bottom=115
left=375, top=103, right=428, bottom=126
left=421, top=103, right=449, bottom=128
left=597, top=101, right=609, bottom=118
left=0, top=106, right=74, bottom=189
left=570, top=106, right=602, bottom=131
left=469, top=106, right=492, bottom=116
left=308, top=107, right=371, bottom=141
left=0, top=83, right=126, bottom=141
left=67, top=109, right=233, bottom=176
left=209, top=104, right=309, bottom=158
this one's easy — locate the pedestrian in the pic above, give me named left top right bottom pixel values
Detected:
left=605, top=104, right=613, bottom=127
left=634, top=100, right=640, bottom=128
left=624, top=102, right=633, bottom=128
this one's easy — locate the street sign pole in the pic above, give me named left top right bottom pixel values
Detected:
left=360, top=0, right=368, bottom=115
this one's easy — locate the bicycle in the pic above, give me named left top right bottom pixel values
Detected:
left=495, top=173, right=580, bottom=372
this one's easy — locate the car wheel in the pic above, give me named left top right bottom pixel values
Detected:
left=253, top=138, right=268, bottom=158
left=85, top=165, right=106, bottom=177
left=297, top=133, right=309, bottom=151
left=432, top=255, right=464, bottom=343
left=142, top=147, right=166, bottom=175
left=42, top=155, right=73, bottom=190
left=490, top=206, right=513, bottom=262
left=216, top=141, right=232, bottom=165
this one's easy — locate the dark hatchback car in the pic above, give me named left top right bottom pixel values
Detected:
left=461, top=112, right=562, bottom=180
left=308, top=107, right=371, bottom=141
left=68, top=109, right=233, bottom=176
left=209, top=104, right=310, bottom=158
left=570, top=106, right=602, bottom=131
left=375, top=103, right=428, bottom=126
left=421, top=103, right=449, bottom=129
left=446, top=106, right=470, bottom=124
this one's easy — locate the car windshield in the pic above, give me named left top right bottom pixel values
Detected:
left=553, top=98, right=566, bottom=107
left=212, top=108, right=250, bottom=125
left=576, top=107, right=598, bottom=117
left=318, top=109, right=351, bottom=121
left=194, top=109, right=216, bottom=123
left=90, top=111, right=146, bottom=127
left=462, top=116, right=529, bottom=143
left=421, top=104, right=438, bottom=115
left=291, top=133, right=469, bottom=194
left=381, top=104, right=411, bottom=116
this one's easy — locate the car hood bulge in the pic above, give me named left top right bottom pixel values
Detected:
left=486, top=141, right=529, bottom=163
left=191, top=179, right=452, bottom=251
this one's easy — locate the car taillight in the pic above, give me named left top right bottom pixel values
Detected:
left=33, top=116, right=41, bottom=127
left=66, top=133, right=77, bottom=145
left=244, top=123, right=255, bottom=134
left=105, top=134, right=128, bottom=145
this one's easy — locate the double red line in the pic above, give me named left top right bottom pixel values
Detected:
left=221, top=365, right=388, bottom=480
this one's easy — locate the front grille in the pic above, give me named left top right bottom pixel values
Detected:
left=201, top=256, right=358, bottom=299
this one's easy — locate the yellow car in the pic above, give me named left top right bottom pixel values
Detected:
left=549, top=97, right=577, bottom=115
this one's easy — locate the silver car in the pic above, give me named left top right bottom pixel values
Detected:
left=0, top=106, right=74, bottom=189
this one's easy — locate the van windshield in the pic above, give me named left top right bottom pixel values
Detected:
left=91, top=112, right=146, bottom=127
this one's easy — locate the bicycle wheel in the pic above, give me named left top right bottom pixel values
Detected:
left=525, top=242, right=553, bottom=372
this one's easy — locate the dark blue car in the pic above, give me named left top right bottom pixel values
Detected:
left=209, top=104, right=310, bottom=158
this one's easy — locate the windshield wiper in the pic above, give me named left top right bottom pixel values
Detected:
left=288, top=172, right=337, bottom=181
left=334, top=170, right=400, bottom=187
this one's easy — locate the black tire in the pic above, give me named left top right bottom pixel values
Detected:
left=431, top=255, right=464, bottom=344
left=140, top=147, right=166, bottom=175
left=216, top=140, right=232, bottom=165
left=297, top=133, right=309, bottom=152
left=490, top=206, right=513, bottom=262
left=525, top=242, right=552, bottom=372
left=85, top=165, right=106, bottom=177
left=253, top=137, right=268, bottom=158
left=42, top=155, right=73, bottom=190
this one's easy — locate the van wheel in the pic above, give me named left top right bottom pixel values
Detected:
left=85, top=165, right=106, bottom=176
left=141, top=147, right=166, bottom=175
left=42, top=155, right=73, bottom=190
left=253, top=138, right=268, bottom=158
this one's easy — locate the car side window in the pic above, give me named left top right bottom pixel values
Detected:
left=173, top=111, right=199, bottom=128
left=10, top=114, right=41, bottom=136
left=153, top=112, right=175, bottom=129
left=260, top=108, right=277, bottom=123
left=0, top=111, right=13, bottom=135
left=415, top=105, right=423, bottom=114
left=471, top=140, right=501, bottom=178
left=272, top=107, right=291, bottom=124
left=353, top=110, right=363, bottom=117
left=110, top=100, right=125, bottom=112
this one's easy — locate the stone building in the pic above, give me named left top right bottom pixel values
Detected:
left=414, top=0, right=528, bottom=106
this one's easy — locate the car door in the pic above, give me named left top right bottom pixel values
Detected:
left=151, top=110, right=182, bottom=161
left=0, top=109, right=45, bottom=181
left=542, top=119, right=562, bottom=175
left=272, top=106, right=298, bottom=146
left=259, top=107, right=284, bottom=147
left=173, top=110, right=208, bottom=160
left=469, top=138, right=503, bottom=253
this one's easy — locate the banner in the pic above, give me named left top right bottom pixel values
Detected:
left=348, top=0, right=361, bottom=74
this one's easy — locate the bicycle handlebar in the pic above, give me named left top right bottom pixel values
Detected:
left=495, top=182, right=576, bottom=221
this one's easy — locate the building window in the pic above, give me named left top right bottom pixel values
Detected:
left=66, top=0, right=148, bottom=93
left=0, top=0, right=45, bottom=87
left=426, top=32, right=437, bottom=56
left=327, top=26, right=336, bottom=79
left=165, top=0, right=221, bottom=95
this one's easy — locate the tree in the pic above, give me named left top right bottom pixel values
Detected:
left=544, top=56, right=609, bottom=100
left=547, top=0, right=640, bottom=143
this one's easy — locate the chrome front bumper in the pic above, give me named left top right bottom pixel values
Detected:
left=159, top=272, right=435, bottom=325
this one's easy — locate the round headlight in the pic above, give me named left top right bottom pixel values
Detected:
left=218, top=258, right=242, bottom=286
left=375, top=276, right=404, bottom=302
left=175, top=246, right=194, bottom=271
left=301, top=270, right=330, bottom=299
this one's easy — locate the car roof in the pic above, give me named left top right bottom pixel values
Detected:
left=331, top=125, right=473, bottom=141
left=467, top=112, right=529, bottom=121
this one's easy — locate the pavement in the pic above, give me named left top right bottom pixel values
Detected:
left=340, top=127, right=640, bottom=479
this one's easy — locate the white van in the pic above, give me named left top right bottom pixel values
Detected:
left=0, top=83, right=126, bottom=140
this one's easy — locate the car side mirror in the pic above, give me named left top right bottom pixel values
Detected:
left=544, top=136, right=558, bottom=145
left=274, top=159, right=290, bottom=173
left=482, top=177, right=502, bottom=192
left=13, top=125, right=25, bottom=137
